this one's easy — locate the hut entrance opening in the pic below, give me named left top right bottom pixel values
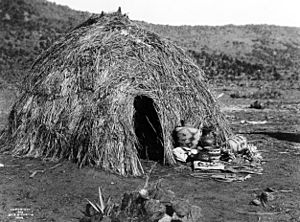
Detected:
left=133, top=96, right=164, bottom=162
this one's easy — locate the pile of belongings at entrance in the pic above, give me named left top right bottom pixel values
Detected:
left=80, top=179, right=202, bottom=222
left=173, top=121, right=263, bottom=182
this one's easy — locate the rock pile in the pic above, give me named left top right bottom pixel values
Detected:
left=80, top=180, right=202, bottom=222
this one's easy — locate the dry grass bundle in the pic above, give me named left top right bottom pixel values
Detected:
left=0, top=10, right=231, bottom=176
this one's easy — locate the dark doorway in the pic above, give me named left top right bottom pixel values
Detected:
left=133, top=96, right=164, bottom=162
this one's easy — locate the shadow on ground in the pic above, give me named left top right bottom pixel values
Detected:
left=251, top=131, right=300, bottom=143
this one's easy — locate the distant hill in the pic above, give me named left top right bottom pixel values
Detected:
left=140, top=22, right=300, bottom=81
left=0, top=0, right=90, bottom=87
left=0, top=0, right=299, bottom=88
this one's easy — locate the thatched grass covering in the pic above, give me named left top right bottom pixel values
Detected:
left=0, top=11, right=231, bottom=176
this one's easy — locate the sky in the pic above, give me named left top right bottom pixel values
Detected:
left=50, top=0, right=300, bottom=27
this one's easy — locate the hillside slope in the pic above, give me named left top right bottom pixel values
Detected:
left=0, top=0, right=299, bottom=88
left=0, top=0, right=90, bottom=87
left=140, top=22, right=300, bottom=80
left=144, top=23, right=300, bottom=67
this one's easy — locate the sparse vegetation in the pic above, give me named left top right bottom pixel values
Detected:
left=0, top=0, right=90, bottom=86
left=230, top=88, right=282, bottom=99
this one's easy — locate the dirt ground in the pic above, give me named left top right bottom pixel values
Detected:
left=0, top=83, right=300, bottom=222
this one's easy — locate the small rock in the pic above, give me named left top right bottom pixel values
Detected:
left=144, top=199, right=166, bottom=216
left=158, top=213, right=172, bottom=222
left=171, top=200, right=190, bottom=217
left=250, top=100, right=264, bottom=109
left=251, top=199, right=261, bottom=206
left=267, top=193, right=275, bottom=201
left=4, top=13, right=11, bottom=21
left=172, top=213, right=184, bottom=221
left=260, top=191, right=275, bottom=202
left=139, top=188, right=149, bottom=199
